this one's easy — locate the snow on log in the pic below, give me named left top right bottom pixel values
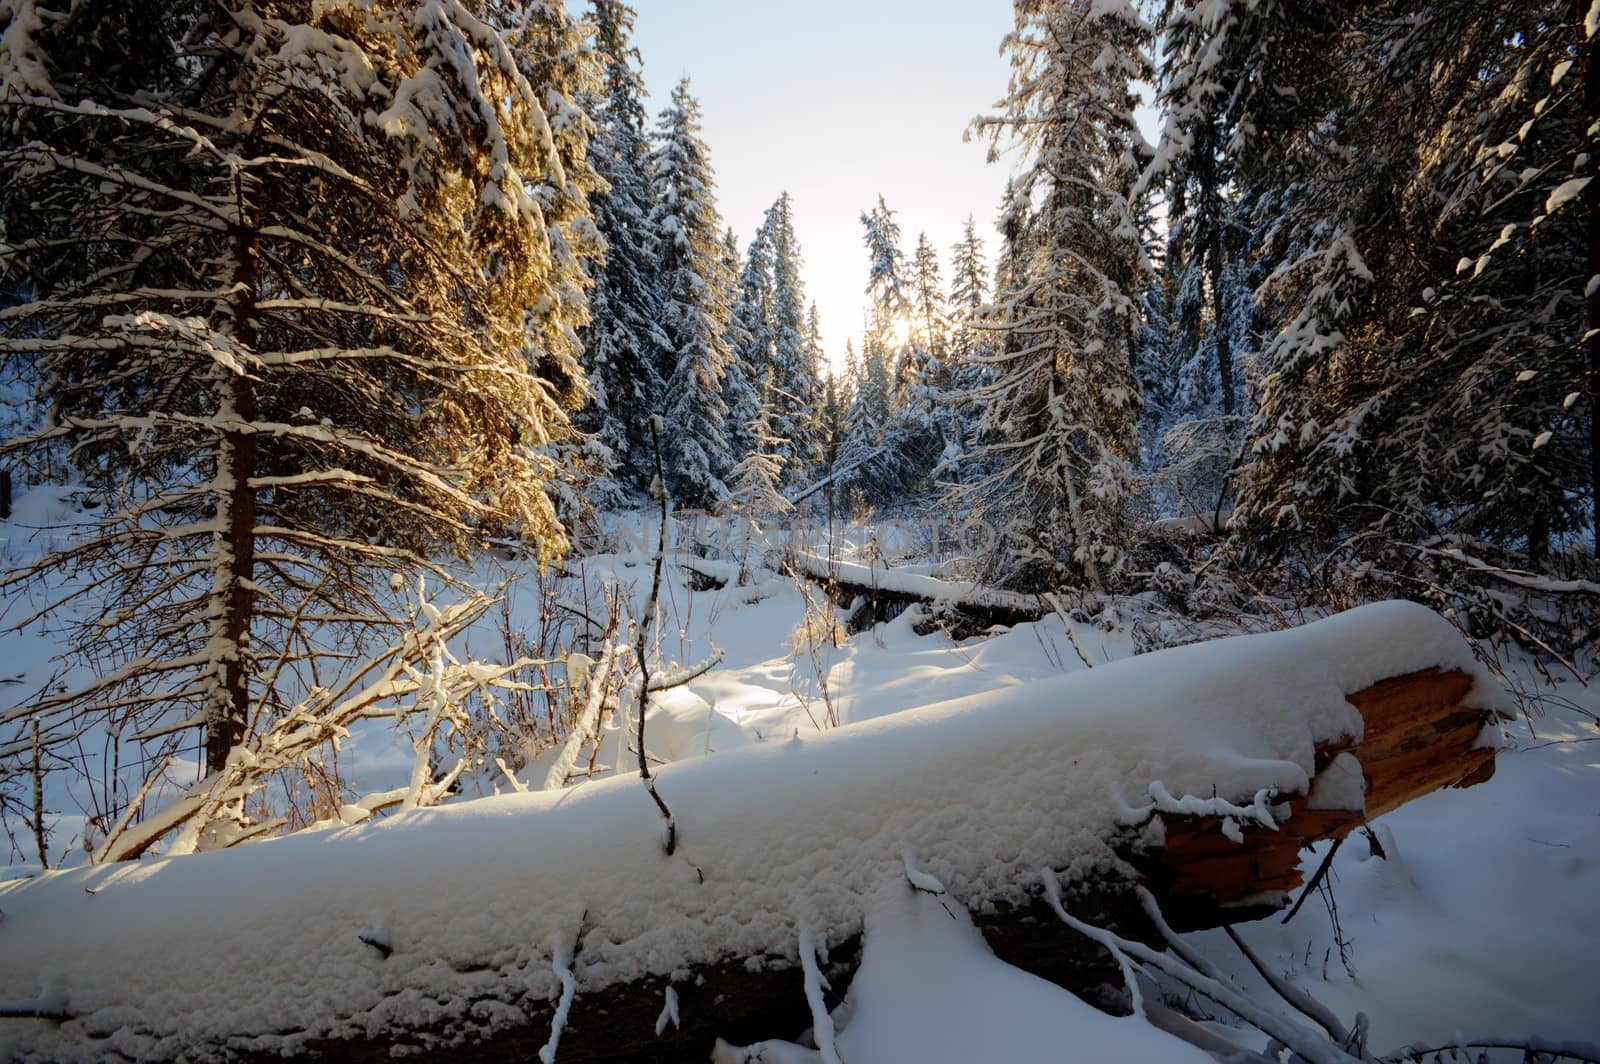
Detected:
left=782, top=550, right=1046, bottom=632
left=1147, top=665, right=1500, bottom=929
left=0, top=602, right=1503, bottom=1063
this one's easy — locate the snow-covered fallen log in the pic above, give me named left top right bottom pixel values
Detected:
left=0, top=602, right=1502, bottom=1062
left=783, top=549, right=1046, bottom=632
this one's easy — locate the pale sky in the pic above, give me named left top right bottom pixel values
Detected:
left=631, top=2, right=1019, bottom=373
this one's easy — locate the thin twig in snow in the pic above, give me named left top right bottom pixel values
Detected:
left=494, top=757, right=530, bottom=794
left=356, top=932, right=392, bottom=959
left=0, top=999, right=73, bottom=1022
left=901, top=852, right=947, bottom=895
left=1043, top=591, right=1096, bottom=669
left=637, top=417, right=676, bottom=854
left=646, top=650, right=724, bottom=692
left=91, top=751, right=175, bottom=864
left=653, top=986, right=680, bottom=1037
left=1224, top=925, right=1351, bottom=1046
left=30, top=721, right=47, bottom=870
left=1281, top=837, right=1344, bottom=925
left=540, top=639, right=617, bottom=791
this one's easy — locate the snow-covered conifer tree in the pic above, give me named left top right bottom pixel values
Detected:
left=1130, top=209, right=1182, bottom=461
left=859, top=195, right=913, bottom=405
left=0, top=0, right=600, bottom=841
left=861, top=196, right=910, bottom=318
left=942, top=217, right=992, bottom=483
left=992, top=179, right=1031, bottom=318
left=911, top=233, right=949, bottom=373
left=957, top=0, right=1150, bottom=592
left=1122, top=0, right=1594, bottom=651
left=0, top=284, right=42, bottom=492
left=1141, top=2, right=1257, bottom=424
left=835, top=329, right=926, bottom=503
left=725, top=379, right=792, bottom=579
left=761, top=194, right=821, bottom=485
left=1124, top=2, right=1278, bottom=519
left=836, top=197, right=942, bottom=500
left=1209, top=0, right=1591, bottom=569
left=949, top=218, right=991, bottom=346
left=817, top=365, right=848, bottom=482
left=804, top=302, right=827, bottom=383
left=577, top=0, right=668, bottom=497
left=650, top=77, right=733, bottom=506
left=720, top=227, right=762, bottom=462
left=906, top=231, right=950, bottom=434
left=789, top=299, right=826, bottom=483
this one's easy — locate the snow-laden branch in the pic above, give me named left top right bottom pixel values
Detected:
left=537, top=924, right=580, bottom=1064
left=1043, top=880, right=1361, bottom=1064
left=91, top=584, right=529, bottom=862
left=1134, top=781, right=1281, bottom=831
left=539, top=640, right=621, bottom=791
left=798, top=928, right=842, bottom=1064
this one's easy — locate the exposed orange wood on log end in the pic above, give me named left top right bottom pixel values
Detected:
left=1148, top=667, right=1497, bottom=930
left=1345, top=667, right=1476, bottom=730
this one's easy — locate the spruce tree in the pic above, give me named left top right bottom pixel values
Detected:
left=517, top=0, right=615, bottom=528
left=958, top=0, right=1150, bottom=592
left=1130, top=0, right=1594, bottom=651
left=763, top=194, right=821, bottom=486
left=949, top=217, right=991, bottom=328
left=725, top=379, right=792, bottom=580
left=650, top=78, right=733, bottom=506
left=792, top=299, right=827, bottom=482
left=0, top=0, right=599, bottom=836
left=859, top=195, right=913, bottom=405
left=1210, top=1, right=1590, bottom=570
left=818, top=365, right=849, bottom=482
left=1131, top=204, right=1182, bottom=466
left=728, top=387, right=787, bottom=517
left=836, top=329, right=921, bottom=503
left=907, top=231, right=950, bottom=430
left=911, top=233, right=949, bottom=374
left=945, top=216, right=992, bottom=481
left=577, top=0, right=668, bottom=496
left=720, top=227, right=762, bottom=462
left=1142, top=0, right=1257, bottom=422
left=843, top=196, right=941, bottom=499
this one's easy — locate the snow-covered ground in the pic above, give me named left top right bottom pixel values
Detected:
left=2, top=492, right=1597, bottom=1060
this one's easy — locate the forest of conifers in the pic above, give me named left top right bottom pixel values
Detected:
left=0, top=1, right=1596, bottom=1061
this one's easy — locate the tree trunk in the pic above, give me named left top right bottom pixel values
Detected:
left=206, top=168, right=260, bottom=775
left=1050, top=376, right=1106, bottom=594
left=1211, top=228, right=1234, bottom=417
left=208, top=379, right=258, bottom=774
